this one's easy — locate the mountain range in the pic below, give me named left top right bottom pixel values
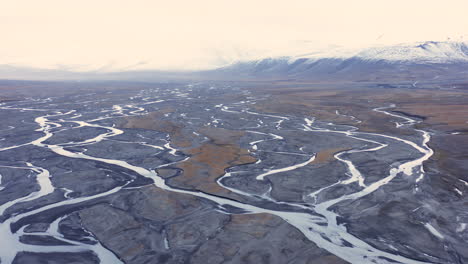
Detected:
left=1, top=41, right=467, bottom=84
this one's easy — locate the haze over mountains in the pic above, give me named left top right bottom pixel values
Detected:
left=1, top=41, right=467, bottom=83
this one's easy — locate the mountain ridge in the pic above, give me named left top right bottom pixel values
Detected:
left=207, top=41, right=468, bottom=82
left=1, top=41, right=467, bottom=82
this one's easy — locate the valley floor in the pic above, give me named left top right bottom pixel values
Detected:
left=0, top=80, right=466, bottom=264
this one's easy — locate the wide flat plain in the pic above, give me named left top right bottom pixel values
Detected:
left=0, top=80, right=466, bottom=264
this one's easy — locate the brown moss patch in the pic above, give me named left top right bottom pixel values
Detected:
left=172, top=127, right=256, bottom=198
left=119, top=112, right=257, bottom=199
left=119, top=108, right=192, bottom=148
left=229, top=213, right=279, bottom=226
left=226, top=213, right=283, bottom=238
left=311, top=148, right=348, bottom=164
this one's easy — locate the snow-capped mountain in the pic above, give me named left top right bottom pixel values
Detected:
left=355, top=41, right=468, bottom=63
left=209, top=41, right=468, bottom=82
left=1, top=41, right=467, bottom=82
left=230, top=41, right=468, bottom=66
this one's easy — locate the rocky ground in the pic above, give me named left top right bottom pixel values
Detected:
left=0, top=80, right=466, bottom=263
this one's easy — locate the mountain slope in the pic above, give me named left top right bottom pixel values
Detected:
left=207, top=41, right=468, bottom=82
left=1, top=41, right=467, bottom=83
left=355, top=41, right=468, bottom=63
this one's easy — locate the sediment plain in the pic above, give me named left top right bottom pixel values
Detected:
left=0, top=81, right=467, bottom=263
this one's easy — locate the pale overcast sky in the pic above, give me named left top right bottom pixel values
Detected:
left=1, top=0, right=467, bottom=71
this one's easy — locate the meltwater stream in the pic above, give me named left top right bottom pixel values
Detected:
left=0, top=89, right=436, bottom=264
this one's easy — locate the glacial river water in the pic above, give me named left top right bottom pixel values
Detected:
left=0, top=85, right=439, bottom=263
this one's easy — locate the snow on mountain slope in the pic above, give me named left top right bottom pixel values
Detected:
left=221, top=41, right=468, bottom=73
left=1, top=41, right=466, bottom=81
left=284, top=41, right=468, bottom=64
left=210, top=41, right=468, bottom=81
left=355, top=41, right=468, bottom=63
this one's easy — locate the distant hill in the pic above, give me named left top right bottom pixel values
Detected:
left=204, top=41, right=468, bottom=83
left=1, top=41, right=467, bottom=84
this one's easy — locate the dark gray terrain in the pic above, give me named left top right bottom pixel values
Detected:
left=0, top=81, right=467, bottom=264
